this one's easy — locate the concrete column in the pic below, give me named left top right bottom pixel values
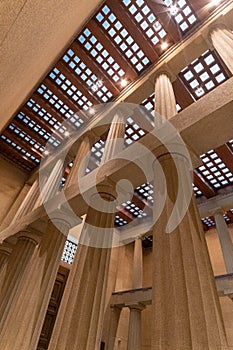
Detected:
left=35, top=158, right=64, bottom=206
left=64, top=134, right=92, bottom=188
left=29, top=215, right=72, bottom=350
left=106, top=306, right=122, bottom=350
left=210, top=25, right=233, bottom=74
left=49, top=113, right=125, bottom=350
left=132, top=238, right=143, bottom=289
left=151, top=73, right=228, bottom=350
left=0, top=243, right=12, bottom=293
left=0, top=231, right=40, bottom=349
left=13, top=178, right=39, bottom=221
left=127, top=304, right=144, bottom=350
left=213, top=208, right=233, bottom=273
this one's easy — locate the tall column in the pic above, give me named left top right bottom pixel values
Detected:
left=106, top=306, right=122, bottom=350
left=132, top=238, right=143, bottom=289
left=34, top=158, right=64, bottom=208
left=0, top=243, right=12, bottom=293
left=64, top=134, right=92, bottom=188
left=0, top=230, right=40, bottom=349
left=29, top=215, right=72, bottom=350
left=210, top=25, right=233, bottom=74
left=127, top=239, right=144, bottom=350
left=13, top=178, right=40, bottom=221
left=127, top=304, right=144, bottom=350
left=213, top=208, right=233, bottom=273
left=49, top=113, right=125, bottom=350
left=151, top=72, right=228, bottom=350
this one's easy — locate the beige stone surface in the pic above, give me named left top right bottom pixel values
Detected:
left=0, top=156, right=28, bottom=223
left=0, top=0, right=103, bottom=132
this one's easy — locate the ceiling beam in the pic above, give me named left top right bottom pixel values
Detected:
left=11, top=119, right=47, bottom=147
left=0, top=141, right=36, bottom=170
left=193, top=170, right=216, bottom=198
left=172, top=78, right=195, bottom=109
left=31, top=93, right=66, bottom=125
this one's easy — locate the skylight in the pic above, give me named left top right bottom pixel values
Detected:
left=63, top=49, right=113, bottom=102
left=198, top=149, right=233, bottom=189
left=49, top=67, right=93, bottom=111
left=78, top=28, right=126, bottom=83
left=96, top=5, right=150, bottom=72
left=125, top=117, right=146, bottom=146
left=179, top=50, right=229, bottom=99
left=164, top=0, right=197, bottom=33
left=122, top=0, right=167, bottom=46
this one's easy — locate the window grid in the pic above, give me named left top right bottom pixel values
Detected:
left=63, top=49, right=113, bottom=103
left=135, top=183, right=154, bottom=204
left=78, top=28, right=126, bottom=83
left=26, top=98, right=70, bottom=138
left=122, top=0, right=168, bottom=47
left=202, top=216, right=215, bottom=228
left=1, top=134, right=40, bottom=164
left=227, top=140, right=233, bottom=152
left=192, top=184, right=203, bottom=197
left=125, top=117, right=146, bottom=146
left=96, top=5, right=150, bottom=72
left=8, top=123, right=44, bottom=153
left=49, top=68, right=93, bottom=111
left=179, top=50, right=229, bottom=100
left=0, top=142, right=33, bottom=171
left=197, top=149, right=233, bottom=189
left=164, top=0, right=198, bottom=33
left=37, top=84, right=84, bottom=129
left=121, top=200, right=148, bottom=219
left=61, top=239, right=78, bottom=264
left=17, top=112, right=60, bottom=148
left=115, top=214, right=128, bottom=227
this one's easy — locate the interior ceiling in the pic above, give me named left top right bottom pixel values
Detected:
left=0, top=0, right=233, bottom=236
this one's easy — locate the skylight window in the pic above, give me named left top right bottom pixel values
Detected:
left=192, top=184, right=203, bottom=197
left=0, top=134, right=40, bottom=164
left=8, top=123, right=44, bottom=153
left=17, top=112, right=60, bottom=148
left=136, top=183, right=154, bottom=204
left=122, top=0, right=167, bottom=46
left=63, top=49, right=113, bottom=103
left=61, top=239, right=77, bottom=264
left=121, top=200, right=147, bottom=218
left=115, top=214, right=128, bottom=227
left=37, top=84, right=84, bottom=129
left=179, top=50, right=229, bottom=99
left=202, top=216, right=215, bottom=228
left=96, top=5, right=150, bottom=72
left=164, top=0, right=197, bottom=33
left=198, top=149, right=233, bottom=189
left=78, top=28, right=126, bottom=83
left=49, top=68, right=93, bottom=111
left=124, top=117, right=146, bottom=146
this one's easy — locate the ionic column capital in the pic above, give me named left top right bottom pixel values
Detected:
left=153, top=65, right=176, bottom=83
left=126, top=303, right=145, bottom=311
left=0, top=242, right=12, bottom=256
left=16, top=229, right=41, bottom=246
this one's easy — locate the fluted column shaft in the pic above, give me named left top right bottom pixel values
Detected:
left=132, top=238, right=143, bottom=289
left=151, top=73, right=228, bottom=350
left=29, top=218, right=70, bottom=349
left=214, top=209, right=233, bottom=273
left=49, top=113, right=125, bottom=350
left=210, top=26, right=233, bottom=74
left=127, top=304, right=144, bottom=350
left=36, top=158, right=64, bottom=206
left=0, top=244, right=12, bottom=293
left=65, top=134, right=92, bottom=188
left=0, top=231, right=40, bottom=349
left=14, top=179, right=40, bottom=221
left=106, top=306, right=122, bottom=350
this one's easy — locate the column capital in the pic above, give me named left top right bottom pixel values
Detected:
left=0, top=242, right=12, bottom=256
left=49, top=209, right=79, bottom=235
left=211, top=207, right=225, bottom=217
left=16, top=229, right=41, bottom=245
left=153, top=65, right=176, bottom=83
left=126, top=303, right=145, bottom=311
